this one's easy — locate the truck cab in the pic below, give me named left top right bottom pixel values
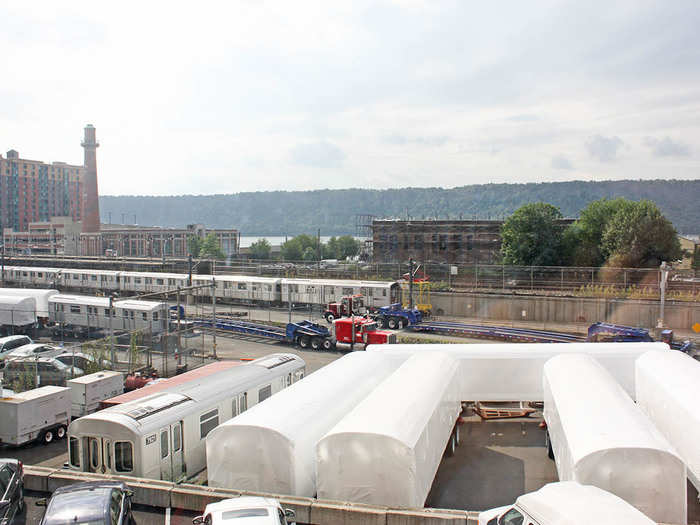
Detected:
left=325, top=294, right=366, bottom=323
left=333, top=317, right=396, bottom=347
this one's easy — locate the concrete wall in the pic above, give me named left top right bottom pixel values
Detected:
left=24, top=466, right=481, bottom=525
left=431, top=292, right=699, bottom=331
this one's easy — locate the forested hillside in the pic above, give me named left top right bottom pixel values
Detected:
left=100, top=179, right=700, bottom=235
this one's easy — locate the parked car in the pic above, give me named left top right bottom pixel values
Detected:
left=0, top=336, right=32, bottom=366
left=0, top=459, right=24, bottom=525
left=54, top=351, right=106, bottom=372
left=37, top=481, right=135, bottom=525
left=4, top=357, right=83, bottom=387
left=7, top=343, right=60, bottom=360
left=193, top=497, right=295, bottom=525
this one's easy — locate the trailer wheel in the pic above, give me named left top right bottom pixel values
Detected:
left=454, top=424, right=461, bottom=446
left=388, top=318, right=398, bottom=330
left=299, top=335, right=310, bottom=349
left=57, top=425, right=66, bottom=439
left=397, top=318, right=406, bottom=329
left=310, top=337, right=321, bottom=350
left=375, top=317, right=385, bottom=329
left=545, top=430, right=554, bottom=460
left=321, top=338, right=334, bottom=351
left=42, top=429, right=54, bottom=444
left=446, top=433, right=456, bottom=457
left=324, top=312, right=335, bottom=323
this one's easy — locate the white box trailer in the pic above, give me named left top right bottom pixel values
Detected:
left=206, top=352, right=400, bottom=496
left=317, top=352, right=462, bottom=507
left=0, top=295, right=37, bottom=330
left=543, top=353, right=686, bottom=524
left=0, top=288, right=58, bottom=319
left=367, top=342, right=668, bottom=401
left=636, top=350, right=700, bottom=492
left=67, top=370, right=124, bottom=418
left=0, top=385, right=71, bottom=445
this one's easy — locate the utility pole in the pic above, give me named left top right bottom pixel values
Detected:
left=109, top=295, right=115, bottom=367
left=188, top=255, right=193, bottom=287
left=408, top=257, right=414, bottom=310
left=211, top=277, right=217, bottom=359
left=176, top=287, right=182, bottom=356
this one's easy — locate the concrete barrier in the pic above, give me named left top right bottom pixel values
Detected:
left=310, top=500, right=388, bottom=525
left=387, top=508, right=468, bottom=525
left=170, top=484, right=241, bottom=512
left=110, top=475, right=174, bottom=508
left=23, top=466, right=57, bottom=493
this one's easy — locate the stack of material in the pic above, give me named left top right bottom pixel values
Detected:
left=543, top=353, right=686, bottom=525
left=206, top=352, right=400, bottom=496
left=317, top=352, right=461, bottom=507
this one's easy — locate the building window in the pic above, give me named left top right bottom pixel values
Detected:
left=258, top=384, right=272, bottom=402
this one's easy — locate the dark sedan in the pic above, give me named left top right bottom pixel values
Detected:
left=0, top=459, right=24, bottom=525
left=37, top=481, right=135, bottom=525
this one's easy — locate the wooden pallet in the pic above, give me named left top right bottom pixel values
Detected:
left=475, top=401, right=536, bottom=420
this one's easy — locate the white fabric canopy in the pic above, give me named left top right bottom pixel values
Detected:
left=206, top=352, right=400, bottom=496
left=317, top=352, right=461, bottom=507
left=544, top=353, right=686, bottom=524
left=0, top=295, right=37, bottom=326
left=636, top=350, right=700, bottom=491
left=368, top=342, right=667, bottom=401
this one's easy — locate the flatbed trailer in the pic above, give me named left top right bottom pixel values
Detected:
left=193, top=316, right=395, bottom=350
left=410, top=320, right=584, bottom=344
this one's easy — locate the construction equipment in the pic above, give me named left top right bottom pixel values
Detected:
left=373, top=303, right=423, bottom=329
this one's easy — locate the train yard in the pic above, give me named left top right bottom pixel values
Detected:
left=0, top=274, right=698, bottom=523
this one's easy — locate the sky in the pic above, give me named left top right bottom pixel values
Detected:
left=1, top=0, right=699, bottom=196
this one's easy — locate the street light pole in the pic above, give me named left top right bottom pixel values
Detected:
left=658, top=261, right=669, bottom=328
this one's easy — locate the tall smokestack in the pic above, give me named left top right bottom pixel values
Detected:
left=81, top=124, right=100, bottom=233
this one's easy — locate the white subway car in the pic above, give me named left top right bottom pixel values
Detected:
left=49, top=294, right=169, bottom=336
left=2, top=265, right=399, bottom=309
left=67, top=353, right=305, bottom=481
left=281, top=278, right=399, bottom=308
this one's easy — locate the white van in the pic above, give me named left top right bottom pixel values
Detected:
left=478, top=482, right=655, bottom=525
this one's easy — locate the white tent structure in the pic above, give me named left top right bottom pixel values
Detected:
left=206, top=352, right=400, bottom=496
left=0, top=288, right=58, bottom=318
left=544, top=353, right=686, bottom=524
left=316, top=352, right=461, bottom=507
left=367, top=342, right=667, bottom=401
left=636, top=350, right=700, bottom=492
left=0, top=295, right=37, bottom=328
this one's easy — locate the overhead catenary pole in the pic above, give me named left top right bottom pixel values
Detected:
left=211, top=275, right=217, bottom=359
left=658, top=261, right=669, bottom=328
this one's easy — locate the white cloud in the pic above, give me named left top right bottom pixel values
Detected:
left=0, top=0, right=699, bottom=195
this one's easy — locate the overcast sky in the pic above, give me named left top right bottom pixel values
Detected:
left=1, top=1, right=699, bottom=195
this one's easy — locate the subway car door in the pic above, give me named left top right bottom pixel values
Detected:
left=159, top=427, right=172, bottom=481
left=170, top=421, right=184, bottom=479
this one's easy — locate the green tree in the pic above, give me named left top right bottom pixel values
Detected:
left=187, top=235, right=203, bottom=257
left=500, top=203, right=566, bottom=266
left=601, top=200, right=682, bottom=267
left=569, top=198, right=635, bottom=266
left=199, top=233, right=225, bottom=259
left=336, top=235, right=361, bottom=259
left=249, top=238, right=272, bottom=260
left=302, top=246, right=317, bottom=261
left=281, top=234, right=319, bottom=261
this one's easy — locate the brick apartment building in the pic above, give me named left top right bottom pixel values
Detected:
left=0, top=149, right=84, bottom=232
